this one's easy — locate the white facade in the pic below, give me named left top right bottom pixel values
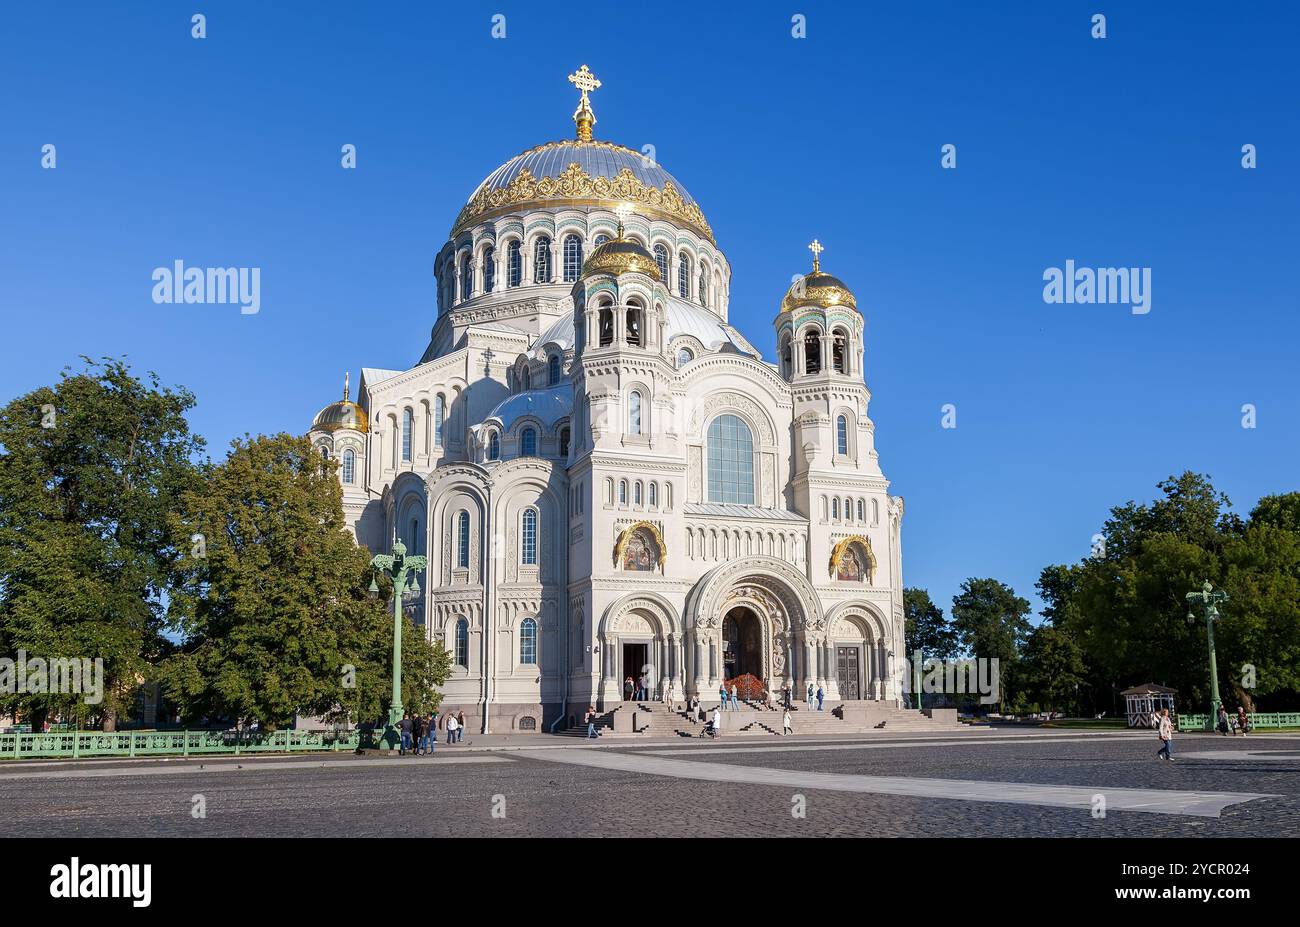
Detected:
left=309, top=73, right=906, bottom=733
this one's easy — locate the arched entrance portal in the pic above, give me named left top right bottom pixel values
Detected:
left=722, top=607, right=763, bottom=681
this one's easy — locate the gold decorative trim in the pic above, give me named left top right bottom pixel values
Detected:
left=828, top=535, right=876, bottom=579
left=781, top=272, right=858, bottom=314
left=453, top=156, right=714, bottom=244
left=614, top=520, right=667, bottom=573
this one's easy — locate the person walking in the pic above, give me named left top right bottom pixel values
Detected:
left=730, top=683, right=739, bottom=710
left=816, top=685, right=824, bottom=712
left=711, top=706, right=722, bottom=738
left=783, top=709, right=793, bottom=735
left=660, top=676, right=671, bottom=706
left=1156, top=708, right=1174, bottom=761
left=783, top=683, right=792, bottom=709
left=807, top=682, right=815, bottom=710
left=1237, top=706, right=1250, bottom=735
left=456, top=710, right=467, bottom=743
left=446, top=711, right=459, bottom=745
left=1217, top=705, right=1230, bottom=735
left=585, top=705, right=599, bottom=739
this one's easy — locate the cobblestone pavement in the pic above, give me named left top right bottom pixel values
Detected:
left=1, top=731, right=1295, bottom=837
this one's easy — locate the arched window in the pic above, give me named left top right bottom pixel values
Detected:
left=780, top=335, right=793, bottom=378
left=698, top=269, right=707, bottom=306
left=804, top=330, right=822, bottom=374
left=654, top=244, right=669, bottom=282
left=507, top=241, right=522, bottom=287
left=559, top=426, right=570, bottom=457
left=562, top=234, right=582, bottom=282
left=455, top=618, right=469, bottom=667
left=521, top=509, right=538, bottom=565
left=519, top=365, right=530, bottom=392
left=520, top=427, right=537, bottom=457
left=618, top=480, right=628, bottom=505
left=665, top=482, right=672, bottom=509
left=872, top=498, right=880, bottom=525
left=320, top=445, right=329, bottom=459
left=628, top=391, right=642, bottom=434
left=626, top=305, right=642, bottom=346
left=707, top=413, right=755, bottom=505
left=548, top=354, right=561, bottom=385
left=634, top=481, right=643, bottom=506
left=676, top=347, right=693, bottom=368
left=456, top=511, right=470, bottom=568
left=434, top=395, right=446, bottom=447
left=401, top=409, right=413, bottom=462
left=598, top=305, right=614, bottom=346
left=533, top=236, right=551, bottom=283
left=593, top=233, right=610, bottom=248
left=482, top=246, right=495, bottom=293
left=832, top=328, right=848, bottom=373
left=833, top=497, right=840, bottom=520
left=678, top=252, right=691, bottom=299
left=520, top=617, right=538, bottom=664
left=342, top=448, right=355, bottom=484
left=459, top=253, right=472, bottom=300
left=488, top=431, right=500, bottom=460
left=649, top=482, right=657, bottom=507
left=836, top=415, right=849, bottom=455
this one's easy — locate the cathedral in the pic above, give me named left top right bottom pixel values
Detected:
left=309, top=66, right=907, bottom=733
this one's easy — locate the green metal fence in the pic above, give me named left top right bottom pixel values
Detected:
left=0, top=728, right=362, bottom=760
left=1178, top=712, right=1300, bottom=732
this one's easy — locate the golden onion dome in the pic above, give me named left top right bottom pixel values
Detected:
left=580, top=234, right=661, bottom=281
left=780, top=240, right=858, bottom=314
left=312, top=373, right=369, bottom=434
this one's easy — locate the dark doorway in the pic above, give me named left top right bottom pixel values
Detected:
left=836, top=646, right=861, bottom=700
left=622, top=643, right=649, bottom=699
left=722, top=607, right=763, bottom=681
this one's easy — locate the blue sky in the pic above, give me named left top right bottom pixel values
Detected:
left=2, top=2, right=1297, bottom=620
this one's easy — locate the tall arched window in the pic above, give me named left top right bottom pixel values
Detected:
left=833, top=497, right=840, bottom=520
left=533, top=236, right=551, bottom=283
left=626, top=305, right=642, bottom=346
left=678, top=252, right=691, bottom=299
left=598, top=305, right=614, bottom=346
left=401, top=409, right=413, bottom=462
left=707, top=413, right=755, bottom=505
left=804, top=331, right=822, bottom=374
left=618, top=480, right=628, bottom=504
left=832, top=328, right=848, bottom=373
left=780, top=335, right=793, bottom=378
left=456, top=511, right=470, bottom=568
left=628, top=391, right=642, bottom=434
left=520, top=617, right=538, bottom=665
left=562, top=234, right=582, bottom=282
left=649, top=482, right=658, bottom=507
left=455, top=618, right=469, bottom=667
left=634, top=481, right=643, bottom=505
left=342, top=448, right=355, bottom=484
left=459, top=253, right=472, bottom=300
left=434, top=395, right=446, bottom=447
left=488, top=431, right=500, bottom=460
left=548, top=354, right=561, bottom=385
left=559, top=426, right=570, bottom=457
left=654, top=244, right=669, bottom=282
left=482, top=246, right=495, bottom=293
left=836, top=415, right=849, bottom=455
left=520, top=427, right=537, bottom=456
left=507, top=241, right=522, bottom=287
left=857, top=499, right=865, bottom=522
left=521, top=509, right=538, bottom=565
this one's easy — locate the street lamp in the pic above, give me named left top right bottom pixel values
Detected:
left=1185, top=580, right=1228, bottom=732
left=369, top=538, right=426, bottom=751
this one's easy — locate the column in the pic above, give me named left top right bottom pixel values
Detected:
left=693, top=637, right=704, bottom=695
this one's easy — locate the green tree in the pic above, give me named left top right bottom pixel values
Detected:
left=950, top=578, right=1032, bottom=712
left=903, top=587, right=957, bottom=659
left=0, top=358, right=203, bottom=730
left=1020, top=624, right=1086, bottom=714
left=158, top=433, right=450, bottom=728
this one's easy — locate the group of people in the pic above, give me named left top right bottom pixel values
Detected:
left=1216, top=705, right=1252, bottom=736
left=718, top=683, right=743, bottom=709
left=397, top=709, right=468, bottom=755
left=624, top=674, right=671, bottom=702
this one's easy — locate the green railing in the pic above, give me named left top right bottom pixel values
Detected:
left=0, top=728, right=362, bottom=760
left=1178, top=712, right=1300, bottom=732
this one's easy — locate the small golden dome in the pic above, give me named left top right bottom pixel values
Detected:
left=312, top=373, right=369, bottom=434
left=780, top=239, right=857, bottom=314
left=580, top=235, right=661, bottom=281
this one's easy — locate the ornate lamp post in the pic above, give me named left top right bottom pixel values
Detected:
left=1185, top=581, right=1228, bottom=732
left=369, top=539, right=426, bottom=750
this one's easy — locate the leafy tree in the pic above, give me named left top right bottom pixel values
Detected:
left=903, top=587, right=957, bottom=659
left=158, top=433, right=450, bottom=729
left=0, top=358, right=203, bottom=730
left=950, top=578, right=1032, bottom=712
left=1020, top=624, right=1086, bottom=714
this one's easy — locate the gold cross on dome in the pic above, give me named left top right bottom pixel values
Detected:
left=568, top=65, right=601, bottom=141
left=808, top=239, right=824, bottom=272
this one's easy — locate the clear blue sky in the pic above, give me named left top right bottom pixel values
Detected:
left=2, top=2, right=1297, bottom=620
